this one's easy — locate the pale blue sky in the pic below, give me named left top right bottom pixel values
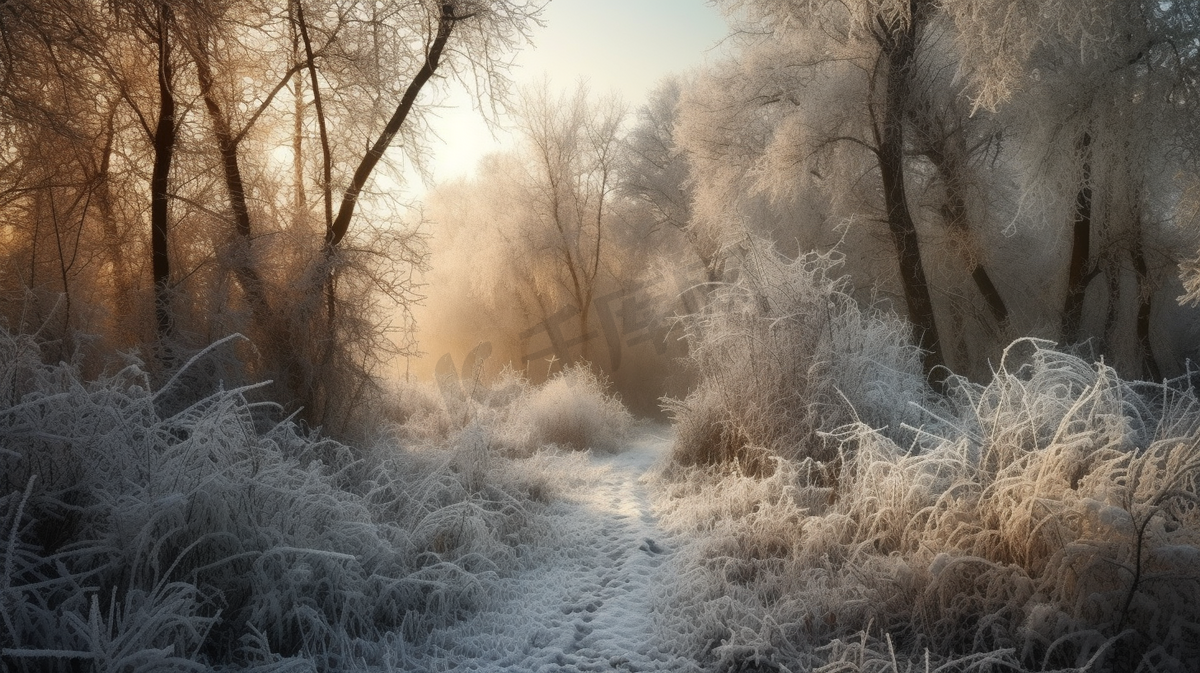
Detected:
left=420, top=0, right=729, bottom=186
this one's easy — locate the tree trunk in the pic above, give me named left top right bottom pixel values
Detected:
left=578, top=303, right=591, bottom=362
left=1061, top=132, right=1093, bottom=345
left=96, top=103, right=131, bottom=336
left=292, top=13, right=307, bottom=221
left=48, top=183, right=90, bottom=335
left=294, top=0, right=331, bottom=234
left=293, top=0, right=337, bottom=327
left=971, top=266, right=1008, bottom=326
left=1131, top=230, right=1161, bottom=381
left=876, top=19, right=944, bottom=382
left=194, top=37, right=270, bottom=320
left=151, top=1, right=176, bottom=343
left=48, top=192, right=72, bottom=329
left=578, top=157, right=610, bottom=363
left=1102, top=258, right=1121, bottom=356
left=921, top=140, right=1010, bottom=328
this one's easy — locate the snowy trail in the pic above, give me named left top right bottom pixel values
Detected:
left=413, top=427, right=694, bottom=672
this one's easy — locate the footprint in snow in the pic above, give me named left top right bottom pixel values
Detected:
left=639, top=537, right=664, bottom=555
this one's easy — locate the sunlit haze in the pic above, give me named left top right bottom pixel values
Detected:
left=422, top=0, right=729, bottom=186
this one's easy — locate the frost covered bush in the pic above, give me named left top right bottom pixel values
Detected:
left=652, top=339, right=1200, bottom=672
left=385, top=377, right=458, bottom=444
left=665, top=239, right=928, bottom=474
left=501, top=364, right=633, bottom=454
left=387, top=361, right=632, bottom=455
left=0, top=327, right=543, bottom=670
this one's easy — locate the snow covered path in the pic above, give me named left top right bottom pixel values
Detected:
left=412, top=427, right=695, bottom=672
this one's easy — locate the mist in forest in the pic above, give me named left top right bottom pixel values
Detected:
left=4, top=0, right=1200, bottom=671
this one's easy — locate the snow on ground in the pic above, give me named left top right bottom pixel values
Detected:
left=411, top=426, right=695, bottom=672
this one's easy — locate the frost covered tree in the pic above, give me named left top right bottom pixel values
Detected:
left=0, top=0, right=543, bottom=433
left=0, top=0, right=147, bottom=349
left=274, top=0, right=541, bottom=427
left=681, top=0, right=1200, bottom=381
left=686, top=0, right=955, bottom=380
left=141, top=0, right=180, bottom=343
left=968, top=0, right=1200, bottom=379
left=416, top=82, right=702, bottom=397
left=620, top=77, right=724, bottom=283
left=511, top=82, right=626, bottom=363
left=180, top=0, right=311, bottom=329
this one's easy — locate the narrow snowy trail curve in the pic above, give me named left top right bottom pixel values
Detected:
left=413, top=428, right=694, bottom=672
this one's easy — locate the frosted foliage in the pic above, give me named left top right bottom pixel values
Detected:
left=724, top=0, right=1168, bottom=113
left=673, top=20, right=881, bottom=266
left=444, top=367, right=633, bottom=455
left=653, top=337, right=1200, bottom=670
left=621, top=78, right=699, bottom=256
left=0, top=326, right=568, bottom=670
left=675, top=37, right=834, bottom=219
left=503, top=365, right=634, bottom=454
left=1174, top=182, right=1200, bottom=307
left=720, top=0, right=881, bottom=33
left=942, top=0, right=1153, bottom=112
left=1182, top=257, right=1200, bottom=306
left=405, top=360, right=634, bottom=456
left=666, top=239, right=928, bottom=474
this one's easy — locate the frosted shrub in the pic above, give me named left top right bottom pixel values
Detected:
left=652, top=338, right=1200, bottom=671
left=665, top=239, right=927, bottom=474
left=384, top=361, right=631, bottom=456
left=0, top=327, right=542, bottom=670
left=500, top=364, right=633, bottom=454
left=386, top=377, right=457, bottom=444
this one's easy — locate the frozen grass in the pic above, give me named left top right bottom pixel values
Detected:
left=654, top=250, right=1200, bottom=672
left=0, top=327, right=595, bottom=671
left=394, top=361, right=634, bottom=456
left=503, top=364, right=634, bottom=454
left=665, top=240, right=929, bottom=475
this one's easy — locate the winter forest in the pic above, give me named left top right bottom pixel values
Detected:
left=4, top=0, right=1200, bottom=670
